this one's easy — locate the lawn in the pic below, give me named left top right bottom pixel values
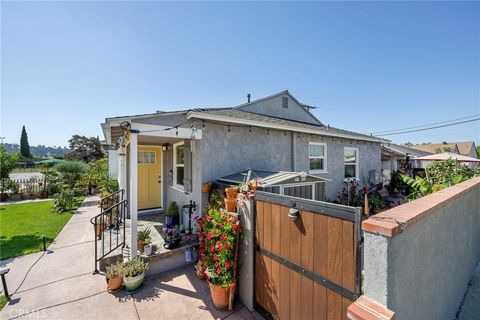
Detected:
left=0, top=198, right=84, bottom=260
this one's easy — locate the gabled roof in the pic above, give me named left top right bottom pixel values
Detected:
left=382, top=143, right=432, bottom=157
left=450, top=141, right=476, bottom=156
left=410, top=143, right=459, bottom=154
left=234, top=90, right=322, bottom=125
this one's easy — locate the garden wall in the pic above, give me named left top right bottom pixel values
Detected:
left=349, top=177, right=480, bottom=320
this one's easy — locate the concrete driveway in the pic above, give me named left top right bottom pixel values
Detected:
left=0, top=196, right=261, bottom=320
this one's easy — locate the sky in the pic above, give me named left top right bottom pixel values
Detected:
left=1, top=1, right=479, bottom=147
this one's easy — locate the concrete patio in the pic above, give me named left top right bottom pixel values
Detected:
left=0, top=196, right=262, bottom=320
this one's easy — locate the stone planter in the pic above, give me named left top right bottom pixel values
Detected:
left=123, top=271, right=145, bottom=292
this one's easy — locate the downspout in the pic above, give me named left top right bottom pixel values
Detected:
left=291, top=131, right=296, bottom=171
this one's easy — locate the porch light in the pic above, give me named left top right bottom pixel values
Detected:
left=118, top=137, right=126, bottom=156
left=162, top=143, right=169, bottom=151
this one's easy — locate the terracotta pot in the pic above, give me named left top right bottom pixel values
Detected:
left=225, top=187, right=238, bottom=199
left=209, top=282, right=230, bottom=310
left=137, top=241, right=145, bottom=253
left=202, top=183, right=212, bottom=193
left=224, top=197, right=237, bottom=212
left=107, top=277, right=123, bottom=291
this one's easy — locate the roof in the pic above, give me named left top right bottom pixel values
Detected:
left=217, top=169, right=329, bottom=187
left=450, top=141, right=476, bottom=156
left=412, top=152, right=480, bottom=163
left=187, top=109, right=386, bottom=142
left=410, top=143, right=459, bottom=154
left=102, top=91, right=388, bottom=143
left=382, top=143, right=432, bottom=157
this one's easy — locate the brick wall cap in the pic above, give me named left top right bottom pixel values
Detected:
left=347, top=295, right=395, bottom=320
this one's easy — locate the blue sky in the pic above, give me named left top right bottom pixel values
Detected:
left=1, top=1, right=479, bottom=147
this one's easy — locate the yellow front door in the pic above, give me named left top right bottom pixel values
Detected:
left=137, top=146, right=162, bottom=210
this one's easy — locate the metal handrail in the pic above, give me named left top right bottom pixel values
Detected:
left=91, top=189, right=127, bottom=273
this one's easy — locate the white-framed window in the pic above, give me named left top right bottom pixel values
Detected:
left=173, top=142, right=185, bottom=188
left=137, top=151, right=156, bottom=164
left=344, top=147, right=359, bottom=179
left=309, top=142, right=327, bottom=173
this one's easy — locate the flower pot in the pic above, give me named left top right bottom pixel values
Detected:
left=165, top=216, right=174, bottom=228
left=137, top=241, right=145, bottom=253
left=107, top=277, right=123, bottom=292
left=123, top=271, right=145, bottom=292
left=209, top=282, right=230, bottom=310
left=202, top=183, right=212, bottom=193
left=224, top=197, right=237, bottom=212
left=144, top=245, right=153, bottom=256
left=225, top=187, right=238, bottom=199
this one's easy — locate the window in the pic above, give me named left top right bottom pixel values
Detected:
left=137, top=151, right=156, bottom=164
left=344, top=147, right=359, bottom=179
left=309, top=143, right=327, bottom=173
left=173, top=142, right=185, bottom=188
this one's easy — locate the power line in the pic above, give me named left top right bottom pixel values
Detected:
left=376, top=118, right=480, bottom=136
left=370, top=114, right=480, bottom=135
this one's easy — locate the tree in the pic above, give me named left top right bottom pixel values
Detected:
left=20, top=125, right=31, bottom=158
left=0, top=146, right=19, bottom=194
left=65, top=135, right=104, bottom=162
left=477, top=146, right=480, bottom=159
left=54, top=161, right=86, bottom=188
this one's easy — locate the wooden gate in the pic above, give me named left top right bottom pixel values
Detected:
left=254, top=191, right=362, bottom=320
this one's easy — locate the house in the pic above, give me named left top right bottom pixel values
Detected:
left=410, top=141, right=478, bottom=168
left=381, top=143, right=433, bottom=181
left=100, top=90, right=386, bottom=251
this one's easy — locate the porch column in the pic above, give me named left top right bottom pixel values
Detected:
left=118, top=153, right=126, bottom=192
left=129, top=130, right=138, bottom=257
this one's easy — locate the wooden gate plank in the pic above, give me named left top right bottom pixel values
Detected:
left=327, top=217, right=343, bottom=286
left=342, top=220, right=355, bottom=292
left=301, top=211, right=314, bottom=270
left=300, top=276, right=314, bottom=320
left=264, top=254, right=272, bottom=313
left=255, top=251, right=264, bottom=309
left=314, top=282, right=327, bottom=320
left=263, top=202, right=272, bottom=252
left=279, top=264, right=290, bottom=319
left=289, top=269, right=301, bottom=320
left=280, top=206, right=290, bottom=259
left=270, top=258, right=280, bottom=317
left=314, top=214, right=328, bottom=278
left=326, top=288, right=342, bottom=320
left=256, top=201, right=264, bottom=246
left=271, top=204, right=281, bottom=256
left=289, top=214, right=301, bottom=266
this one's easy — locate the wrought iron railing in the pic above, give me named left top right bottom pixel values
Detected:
left=91, top=190, right=127, bottom=273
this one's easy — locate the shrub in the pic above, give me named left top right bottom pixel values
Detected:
left=121, top=257, right=149, bottom=278
left=166, top=201, right=179, bottom=217
left=54, top=161, right=86, bottom=188
left=0, top=146, right=19, bottom=194
left=137, top=228, right=152, bottom=244
left=53, top=188, right=77, bottom=213
left=106, top=261, right=123, bottom=279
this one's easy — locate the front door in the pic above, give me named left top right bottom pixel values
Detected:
left=137, top=146, right=162, bottom=210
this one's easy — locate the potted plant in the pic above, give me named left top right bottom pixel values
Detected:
left=202, top=182, right=212, bottom=193
left=105, top=261, right=123, bottom=292
left=165, top=201, right=179, bottom=228
left=199, top=199, right=241, bottom=310
left=121, top=256, right=149, bottom=292
left=143, top=238, right=153, bottom=256
left=137, top=227, right=151, bottom=253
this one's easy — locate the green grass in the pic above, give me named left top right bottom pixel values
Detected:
left=0, top=198, right=84, bottom=260
left=0, top=295, right=7, bottom=310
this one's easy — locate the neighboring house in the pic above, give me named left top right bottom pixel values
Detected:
left=100, top=90, right=386, bottom=218
left=410, top=141, right=478, bottom=168
left=381, top=143, right=432, bottom=182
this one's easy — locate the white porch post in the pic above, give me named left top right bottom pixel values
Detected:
left=118, top=153, right=126, bottom=192
left=129, top=131, right=138, bottom=257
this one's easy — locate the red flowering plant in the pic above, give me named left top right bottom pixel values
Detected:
left=199, top=195, right=241, bottom=288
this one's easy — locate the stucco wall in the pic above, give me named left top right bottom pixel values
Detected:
left=293, top=135, right=381, bottom=201
left=362, top=179, right=480, bottom=320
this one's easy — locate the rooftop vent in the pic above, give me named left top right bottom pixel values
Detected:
left=282, top=96, right=288, bottom=108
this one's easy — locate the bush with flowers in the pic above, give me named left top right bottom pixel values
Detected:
left=198, top=195, right=241, bottom=288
